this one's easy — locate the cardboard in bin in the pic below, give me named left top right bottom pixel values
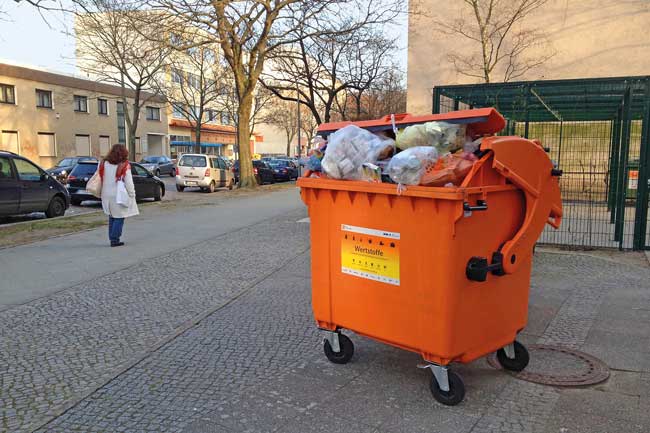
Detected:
left=316, top=108, right=506, bottom=137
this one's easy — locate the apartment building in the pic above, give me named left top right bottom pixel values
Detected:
left=407, top=0, right=650, bottom=113
left=0, top=62, right=168, bottom=168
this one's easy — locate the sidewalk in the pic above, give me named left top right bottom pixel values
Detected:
left=1, top=199, right=649, bottom=432
left=0, top=187, right=302, bottom=310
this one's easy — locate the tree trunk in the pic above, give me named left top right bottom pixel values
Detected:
left=237, top=93, right=256, bottom=188
left=194, top=125, right=202, bottom=154
left=286, top=131, right=291, bottom=157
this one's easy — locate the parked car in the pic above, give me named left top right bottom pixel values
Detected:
left=0, top=150, right=70, bottom=218
left=268, top=159, right=299, bottom=181
left=233, top=160, right=276, bottom=185
left=140, top=155, right=176, bottom=177
left=175, top=154, right=235, bottom=193
left=67, top=161, right=165, bottom=205
left=46, top=156, right=98, bottom=183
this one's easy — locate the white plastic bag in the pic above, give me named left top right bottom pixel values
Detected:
left=321, top=125, right=395, bottom=180
left=396, top=121, right=466, bottom=154
left=387, top=146, right=439, bottom=186
left=116, top=180, right=130, bottom=207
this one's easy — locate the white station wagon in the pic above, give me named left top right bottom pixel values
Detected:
left=175, top=154, right=235, bottom=193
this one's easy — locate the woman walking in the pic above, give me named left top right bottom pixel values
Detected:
left=100, top=144, right=138, bottom=247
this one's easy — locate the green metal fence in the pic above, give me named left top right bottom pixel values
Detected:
left=433, top=77, right=650, bottom=250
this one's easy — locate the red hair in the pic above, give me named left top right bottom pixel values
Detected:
left=105, top=144, right=129, bottom=165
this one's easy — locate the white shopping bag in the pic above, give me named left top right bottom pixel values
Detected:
left=116, top=180, right=130, bottom=207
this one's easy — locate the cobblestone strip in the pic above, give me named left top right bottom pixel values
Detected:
left=39, top=254, right=319, bottom=433
left=0, top=209, right=309, bottom=433
left=470, top=253, right=647, bottom=433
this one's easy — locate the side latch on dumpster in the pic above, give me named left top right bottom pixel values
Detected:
left=466, top=252, right=504, bottom=282
left=463, top=200, right=488, bottom=217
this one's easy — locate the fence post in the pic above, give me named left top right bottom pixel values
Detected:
left=432, top=87, right=441, bottom=114
left=615, top=86, right=632, bottom=248
left=524, top=84, right=531, bottom=138
left=633, top=79, right=650, bottom=250
left=608, top=112, right=622, bottom=218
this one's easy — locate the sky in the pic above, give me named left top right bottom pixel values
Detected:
left=0, top=2, right=408, bottom=76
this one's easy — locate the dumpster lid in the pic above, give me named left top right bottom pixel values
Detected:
left=317, top=108, right=505, bottom=137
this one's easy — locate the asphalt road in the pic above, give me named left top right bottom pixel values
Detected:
left=0, top=186, right=303, bottom=310
left=0, top=177, right=186, bottom=226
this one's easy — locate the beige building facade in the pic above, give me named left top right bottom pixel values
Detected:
left=0, top=62, right=168, bottom=168
left=407, top=1, right=650, bottom=114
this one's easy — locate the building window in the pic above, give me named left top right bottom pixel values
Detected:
left=207, top=110, right=217, bottom=123
left=146, top=106, right=160, bottom=121
left=116, top=101, right=126, bottom=144
left=172, top=103, right=185, bottom=119
left=98, top=98, right=108, bottom=115
left=36, top=89, right=52, bottom=108
left=170, top=32, right=183, bottom=47
left=74, top=95, right=88, bottom=112
left=0, top=83, right=15, bottom=104
left=1, top=131, right=19, bottom=153
left=221, top=111, right=230, bottom=125
left=171, top=68, right=183, bottom=84
left=187, top=73, right=199, bottom=89
left=170, top=134, right=191, bottom=143
left=37, top=132, right=56, bottom=156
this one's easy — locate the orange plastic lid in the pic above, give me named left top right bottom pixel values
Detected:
left=317, top=108, right=505, bottom=137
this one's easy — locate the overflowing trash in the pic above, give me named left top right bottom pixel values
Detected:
left=306, top=117, right=487, bottom=192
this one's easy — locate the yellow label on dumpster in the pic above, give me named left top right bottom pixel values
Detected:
left=341, top=224, right=400, bottom=286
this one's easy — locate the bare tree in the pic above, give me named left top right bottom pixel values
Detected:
left=146, top=0, right=401, bottom=187
left=300, top=106, right=319, bottom=150
left=432, top=0, right=555, bottom=83
left=161, top=38, right=230, bottom=154
left=335, top=66, right=406, bottom=120
left=74, top=0, right=170, bottom=156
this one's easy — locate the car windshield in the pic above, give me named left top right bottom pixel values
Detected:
left=269, top=160, right=288, bottom=168
left=70, top=163, right=98, bottom=176
left=178, top=155, right=207, bottom=167
left=57, top=158, right=76, bottom=166
left=141, top=157, right=162, bottom=163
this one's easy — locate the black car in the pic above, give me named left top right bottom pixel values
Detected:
left=268, top=159, right=299, bottom=181
left=67, top=161, right=165, bottom=205
left=47, top=156, right=98, bottom=183
left=233, top=160, right=276, bottom=185
left=0, top=151, right=70, bottom=218
left=140, top=155, right=176, bottom=177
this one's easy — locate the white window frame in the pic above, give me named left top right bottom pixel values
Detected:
left=36, top=89, right=53, bottom=109
left=1, top=130, right=20, bottom=153
left=37, top=132, right=57, bottom=157
left=0, top=83, right=16, bottom=105
left=146, top=106, right=161, bottom=121
left=97, top=98, right=109, bottom=116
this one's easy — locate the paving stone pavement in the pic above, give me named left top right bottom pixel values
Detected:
left=0, top=209, right=310, bottom=433
left=3, top=211, right=650, bottom=432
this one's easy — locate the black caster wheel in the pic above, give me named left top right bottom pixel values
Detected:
left=496, top=341, right=529, bottom=372
left=323, top=333, right=354, bottom=364
left=430, top=370, right=465, bottom=406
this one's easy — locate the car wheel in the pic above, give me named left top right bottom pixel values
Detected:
left=176, top=185, right=184, bottom=192
left=154, top=185, right=162, bottom=201
left=170, top=169, right=176, bottom=177
left=207, top=181, right=216, bottom=193
left=45, top=196, right=66, bottom=218
left=270, top=176, right=276, bottom=184
left=70, top=198, right=83, bottom=206
left=155, top=169, right=160, bottom=177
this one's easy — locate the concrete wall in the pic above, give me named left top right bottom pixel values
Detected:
left=407, top=0, right=650, bottom=114
left=0, top=67, right=168, bottom=168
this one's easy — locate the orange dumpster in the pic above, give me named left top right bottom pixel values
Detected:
left=297, top=108, right=562, bottom=405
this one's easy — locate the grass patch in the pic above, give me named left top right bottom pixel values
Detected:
left=0, top=213, right=107, bottom=248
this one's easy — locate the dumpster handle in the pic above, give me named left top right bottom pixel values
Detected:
left=463, top=200, right=488, bottom=213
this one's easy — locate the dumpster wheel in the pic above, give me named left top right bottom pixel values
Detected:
left=430, top=370, right=465, bottom=406
left=496, top=340, right=530, bottom=372
left=323, top=333, right=354, bottom=364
